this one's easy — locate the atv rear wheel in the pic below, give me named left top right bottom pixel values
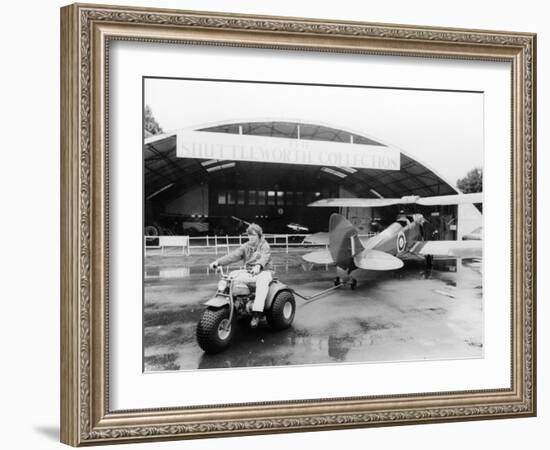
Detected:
left=266, top=291, right=296, bottom=330
left=196, top=307, right=234, bottom=354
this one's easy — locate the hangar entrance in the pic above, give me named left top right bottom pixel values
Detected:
left=154, top=160, right=340, bottom=236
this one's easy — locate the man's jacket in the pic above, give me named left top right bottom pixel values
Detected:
left=215, top=239, right=272, bottom=270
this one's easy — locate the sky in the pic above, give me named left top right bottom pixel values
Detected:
left=145, top=77, right=484, bottom=186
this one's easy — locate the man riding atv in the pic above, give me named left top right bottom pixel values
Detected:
left=209, top=223, right=272, bottom=328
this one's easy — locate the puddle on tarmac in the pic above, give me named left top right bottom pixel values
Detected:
left=144, top=249, right=389, bottom=279
left=143, top=251, right=483, bottom=371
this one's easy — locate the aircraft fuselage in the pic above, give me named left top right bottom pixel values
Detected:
left=362, top=214, right=424, bottom=257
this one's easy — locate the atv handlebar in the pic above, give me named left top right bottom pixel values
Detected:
left=211, top=265, right=257, bottom=277
left=212, top=264, right=225, bottom=276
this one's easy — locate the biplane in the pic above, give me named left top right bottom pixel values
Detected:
left=303, top=193, right=483, bottom=288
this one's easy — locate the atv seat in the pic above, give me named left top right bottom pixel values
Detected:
left=229, top=269, right=277, bottom=294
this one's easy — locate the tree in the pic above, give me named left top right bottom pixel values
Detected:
left=457, top=167, right=483, bottom=193
left=457, top=167, right=482, bottom=212
left=144, top=105, right=163, bottom=135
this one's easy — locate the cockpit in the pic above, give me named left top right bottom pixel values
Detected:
left=396, top=215, right=413, bottom=227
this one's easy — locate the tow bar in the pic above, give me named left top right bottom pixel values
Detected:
left=291, top=282, right=345, bottom=305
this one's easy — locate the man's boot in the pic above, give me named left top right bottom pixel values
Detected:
left=250, top=312, right=261, bottom=329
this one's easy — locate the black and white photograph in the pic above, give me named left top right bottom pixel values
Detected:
left=2, top=0, right=543, bottom=447
left=143, top=77, right=484, bottom=371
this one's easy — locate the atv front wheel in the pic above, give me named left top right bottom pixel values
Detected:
left=196, top=307, right=234, bottom=354
left=266, top=291, right=296, bottom=330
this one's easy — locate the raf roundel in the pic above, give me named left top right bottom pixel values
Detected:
left=397, top=231, right=407, bottom=253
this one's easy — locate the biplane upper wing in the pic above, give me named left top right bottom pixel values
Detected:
left=309, top=198, right=407, bottom=208
left=415, top=192, right=483, bottom=205
left=309, top=192, right=483, bottom=208
left=410, top=240, right=482, bottom=258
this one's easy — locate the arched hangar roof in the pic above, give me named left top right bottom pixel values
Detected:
left=144, top=121, right=459, bottom=200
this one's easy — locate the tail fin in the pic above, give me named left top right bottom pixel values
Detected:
left=329, top=213, right=364, bottom=271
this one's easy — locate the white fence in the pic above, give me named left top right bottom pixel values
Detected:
left=144, top=236, right=189, bottom=255
left=145, top=232, right=377, bottom=256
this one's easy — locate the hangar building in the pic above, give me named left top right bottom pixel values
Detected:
left=144, top=121, right=481, bottom=240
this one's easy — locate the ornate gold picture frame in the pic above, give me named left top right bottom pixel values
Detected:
left=60, top=3, right=536, bottom=446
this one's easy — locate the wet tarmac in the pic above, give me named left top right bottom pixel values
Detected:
left=144, top=248, right=483, bottom=371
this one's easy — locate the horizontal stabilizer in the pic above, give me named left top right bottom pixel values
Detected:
left=411, top=240, right=482, bottom=258
left=302, top=249, right=335, bottom=265
left=353, top=249, right=404, bottom=271
left=303, top=232, right=329, bottom=245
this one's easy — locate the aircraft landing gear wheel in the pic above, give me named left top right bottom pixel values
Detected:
left=426, top=254, right=433, bottom=269
left=350, top=279, right=357, bottom=290
left=334, top=277, right=341, bottom=286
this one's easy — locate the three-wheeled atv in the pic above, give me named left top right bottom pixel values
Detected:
left=196, top=266, right=296, bottom=354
